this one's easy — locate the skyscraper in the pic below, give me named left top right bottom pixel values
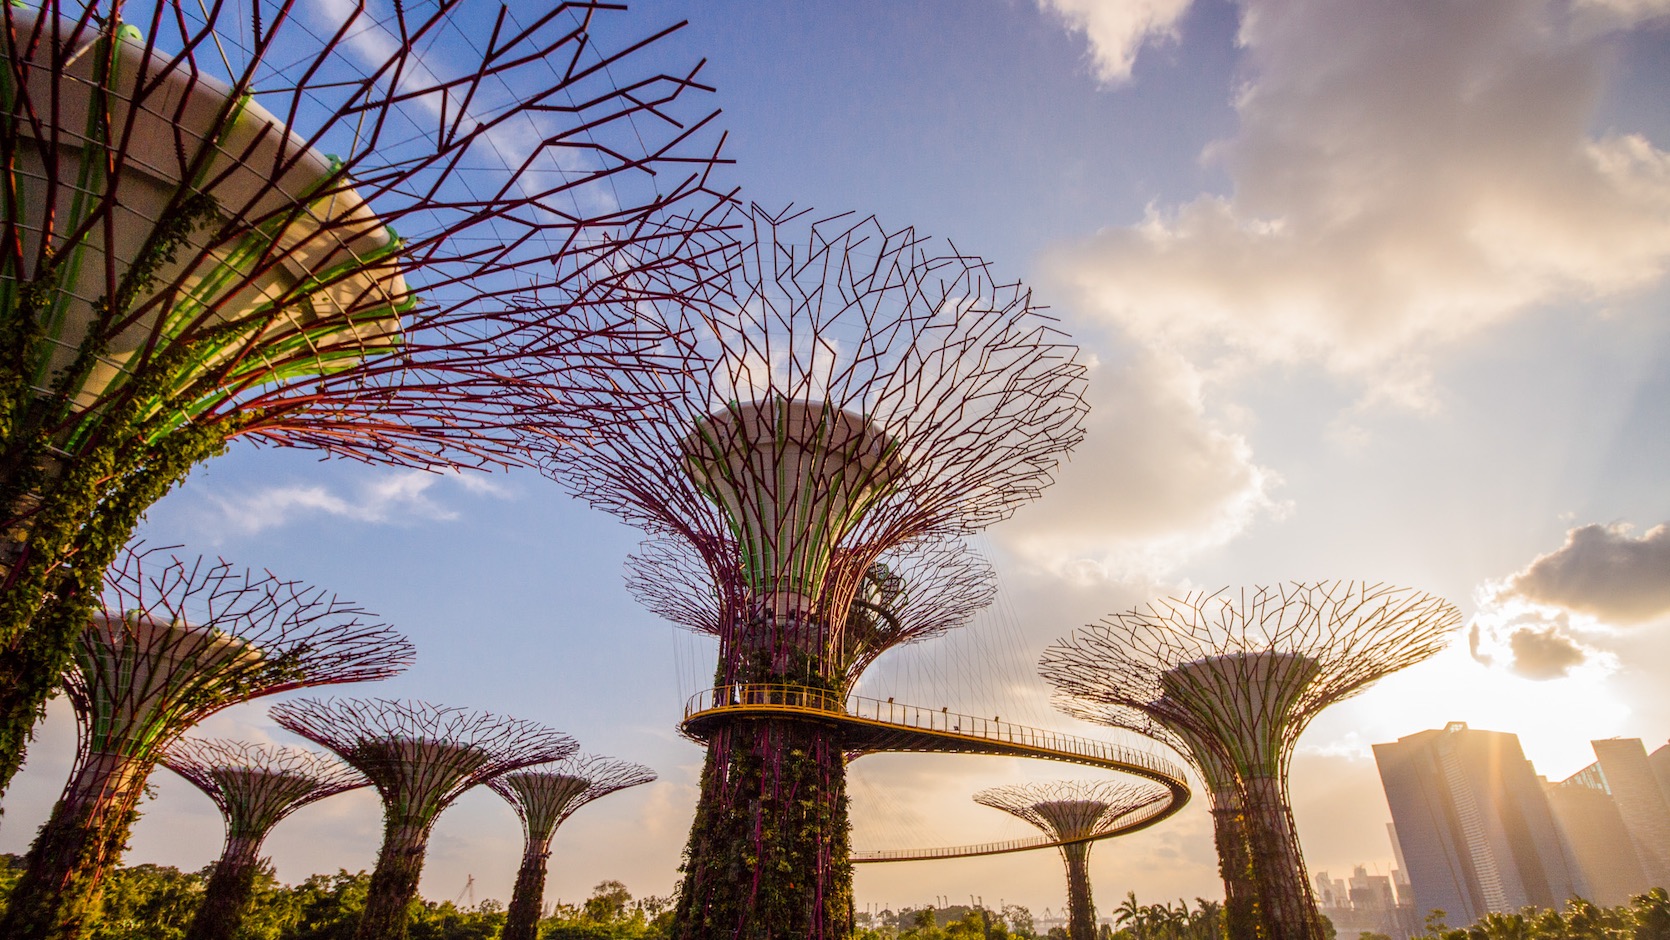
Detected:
left=1647, top=741, right=1670, bottom=800
left=1544, top=765, right=1644, bottom=906
left=1375, top=722, right=1580, bottom=926
left=1591, top=738, right=1670, bottom=887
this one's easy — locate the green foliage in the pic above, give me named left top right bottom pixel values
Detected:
left=1411, top=889, right=1670, bottom=939
left=1106, top=892, right=1224, bottom=939
left=855, top=904, right=1028, bottom=939
left=0, top=860, right=676, bottom=940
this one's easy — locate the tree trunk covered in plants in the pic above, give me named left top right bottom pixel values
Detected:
left=1208, top=795, right=1261, bottom=940
left=1240, top=775, right=1324, bottom=940
left=0, top=751, right=151, bottom=940
left=183, top=834, right=265, bottom=940
left=502, top=845, right=550, bottom=940
left=0, top=422, right=230, bottom=808
left=671, top=715, right=853, bottom=940
left=1060, top=840, right=1096, bottom=940
left=356, top=818, right=433, bottom=940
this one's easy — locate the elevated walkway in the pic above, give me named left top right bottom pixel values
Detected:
left=680, top=683, right=1191, bottom=862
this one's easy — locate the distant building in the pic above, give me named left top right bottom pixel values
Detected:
left=1350, top=865, right=1398, bottom=910
left=1591, top=739, right=1670, bottom=886
left=1544, top=768, right=1644, bottom=905
left=1646, top=741, right=1670, bottom=800
left=1314, top=871, right=1350, bottom=908
left=1375, top=722, right=1580, bottom=927
left=1388, top=825, right=1414, bottom=902
left=1546, top=738, right=1670, bottom=900
left=1316, top=864, right=1415, bottom=939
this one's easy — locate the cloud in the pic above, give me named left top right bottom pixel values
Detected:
left=996, top=349, right=1285, bottom=581
left=1500, top=522, right=1670, bottom=624
left=197, top=470, right=494, bottom=537
left=1504, top=623, right=1592, bottom=680
left=1036, top=0, right=1194, bottom=84
left=1467, top=598, right=1618, bottom=681
left=1042, top=0, right=1670, bottom=407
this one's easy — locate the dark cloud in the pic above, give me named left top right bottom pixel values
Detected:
left=1505, top=523, right=1670, bottom=624
left=1505, top=624, right=1591, bottom=680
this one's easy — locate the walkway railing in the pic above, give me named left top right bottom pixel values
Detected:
left=681, top=683, right=1188, bottom=783
left=679, top=682, right=1191, bottom=864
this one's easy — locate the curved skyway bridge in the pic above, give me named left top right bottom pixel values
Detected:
left=681, top=683, right=1191, bottom=862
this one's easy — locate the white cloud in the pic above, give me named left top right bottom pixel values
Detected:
left=197, top=470, right=487, bottom=537
left=1501, top=522, right=1670, bottom=625
left=1036, top=0, right=1194, bottom=84
left=1043, top=0, right=1670, bottom=407
left=996, top=349, right=1285, bottom=581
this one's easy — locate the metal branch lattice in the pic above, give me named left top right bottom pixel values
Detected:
left=489, top=753, right=657, bottom=848
left=1039, top=580, right=1463, bottom=940
left=626, top=534, right=996, bottom=691
left=1, top=0, right=731, bottom=470
left=162, top=737, right=366, bottom=843
left=269, top=698, right=577, bottom=823
left=973, top=780, right=1172, bottom=844
left=72, top=547, right=413, bottom=763
left=547, top=204, right=1086, bottom=665
left=1039, top=582, right=1462, bottom=781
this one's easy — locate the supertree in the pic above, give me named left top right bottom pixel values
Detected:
left=1039, top=581, right=1463, bottom=940
left=270, top=697, right=578, bottom=940
left=488, top=754, right=658, bottom=940
left=541, top=203, right=1088, bottom=939
left=0, top=0, right=729, bottom=801
left=974, top=780, right=1172, bottom=940
left=1052, top=694, right=1259, bottom=939
left=161, top=737, right=367, bottom=940
left=0, top=547, right=412, bottom=940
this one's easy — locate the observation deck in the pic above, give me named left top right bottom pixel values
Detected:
left=680, top=683, right=1191, bottom=862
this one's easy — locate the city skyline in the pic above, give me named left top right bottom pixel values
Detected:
left=3, top=0, right=1668, bottom=918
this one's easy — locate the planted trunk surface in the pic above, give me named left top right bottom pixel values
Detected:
left=1241, top=775, right=1325, bottom=940
left=672, top=715, right=852, bottom=940
left=183, top=834, right=265, bottom=940
left=0, top=752, right=151, bottom=940
left=1209, top=798, right=1262, bottom=940
left=1060, top=841, right=1096, bottom=940
left=502, top=845, right=550, bottom=940
left=356, top=819, right=432, bottom=940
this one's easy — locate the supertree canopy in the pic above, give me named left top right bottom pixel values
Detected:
left=626, top=533, right=997, bottom=693
left=270, top=697, right=578, bottom=940
left=0, top=547, right=411, bottom=940
left=0, top=0, right=728, bottom=803
left=489, top=754, right=658, bottom=940
left=1039, top=581, right=1463, bottom=940
left=542, top=203, right=1087, bottom=939
left=162, top=737, right=367, bottom=940
left=974, top=780, right=1172, bottom=940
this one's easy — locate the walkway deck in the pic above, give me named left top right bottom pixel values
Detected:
left=680, top=683, right=1192, bottom=862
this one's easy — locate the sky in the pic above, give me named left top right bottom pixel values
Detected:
left=4, top=0, right=1670, bottom=921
